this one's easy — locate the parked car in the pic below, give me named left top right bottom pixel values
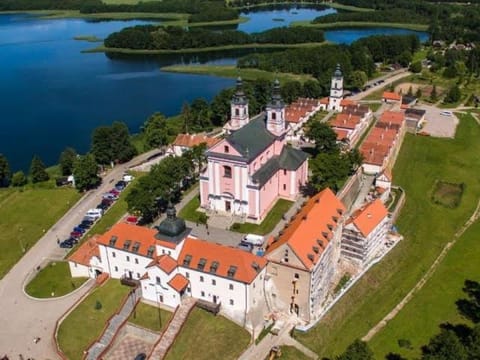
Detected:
left=66, top=236, right=79, bottom=244
left=97, top=203, right=109, bottom=211
left=242, top=234, right=265, bottom=246
left=102, top=193, right=118, bottom=201
left=82, top=217, right=96, bottom=224
left=73, top=226, right=86, bottom=234
left=77, top=223, right=90, bottom=230
left=115, top=180, right=126, bottom=188
left=238, top=242, right=253, bottom=252
left=123, top=174, right=134, bottom=182
left=126, top=215, right=138, bottom=224
left=134, top=353, right=146, bottom=360
left=86, top=209, right=103, bottom=218
left=70, top=231, right=83, bottom=238
left=101, top=198, right=114, bottom=206
left=109, top=189, right=120, bottom=196
left=59, top=240, right=74, bottom=248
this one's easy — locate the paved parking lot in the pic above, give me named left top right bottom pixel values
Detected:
left=417, top=104, right=459, bottom=138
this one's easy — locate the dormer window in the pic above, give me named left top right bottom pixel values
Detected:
left=224, top=145, right=229, bottom=153
left=224, top=166, right=232, bottom=179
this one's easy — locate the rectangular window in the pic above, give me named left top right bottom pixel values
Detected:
left=137, top=273, right=140, bottom=279
left=185, top=272, right=190, bottom=279
left=283, top=169, right=287, bottom=175
left=156, top=276, right=161, bottom=285
left=114, top=266, right=118, bottom=272
left=212, top=279, right=216, bottom=286
left=283, top=184, right=286, bottom=191
left=223, top=166, right=232, bottom=178
left=229, top=299, right=234, bottom=305
left=112, top=252, right=116, bottom=258
left=224, top=145, right=229, bottom=153
left=135, top=258, right=139, bottom=264
left=200, top=276, right=204, bottom=282
left=126, top=256, right=130, bottom=262
left=201, top=291, right=205, bottom=297
left=295, top=273, right=300, bottom=279
left=229, top=284, right=234, bottom=290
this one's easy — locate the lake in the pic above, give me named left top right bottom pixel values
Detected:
left=0, top=9, right=428, bottom=171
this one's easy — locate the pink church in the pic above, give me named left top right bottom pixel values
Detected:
left=200, top=79, right=309, bottom=223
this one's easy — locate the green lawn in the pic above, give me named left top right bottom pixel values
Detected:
left=295, top=114, right=480, bottom=359
left=276, top=346, right=311, bottom=360
left=231, top=199, right=293, bottom=235
left=164, top=308, right=250, bottom=360
left=128, top=302, right=173, bottom=333
left=57, top=280, right=131, bottom=360
left=161, top=65, right=317, bottom=84
left=178, top=194, right=205, bottom=223
left=25, top=261, right=87, bottom=298
left=0, top=187, right=81, bottom=279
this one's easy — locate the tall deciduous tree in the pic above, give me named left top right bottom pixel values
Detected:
left=73, top=154, right=101, bottom=191
left=142, top=113, right=170, bottom=150
left=306, top=121, right=339, bottom=155
left=29, top=155, right=49, bottom=183
left=0, top=154, right=11, bottom=187
left=91, top=121, right=136, bottom=165
left=59, top=147, right=77, bottom=176
left=421, top=329, right=468, bottom=360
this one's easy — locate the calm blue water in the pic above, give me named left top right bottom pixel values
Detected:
left=325, top=27, right=429, bottom=44
left=0, top=10, right=428, bottom=171
left=238, top=5, right=336, bottom=33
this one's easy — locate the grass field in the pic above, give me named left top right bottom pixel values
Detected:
left=295, top=114, right=480, bottom=358
left=0, top=187, right=81, bottom=279
left=161, top=65, right=317, bottom=84
left=86, top=42, right=328, bottom=55
left=25, top=261, right=87, bottom=298
left=178, top=195, right=205, bottom=223
left=57, top=280, right=130, bottom=360
left=291, top=20, right=428, bottom=31
left=431, top=181, right=464, bottom=209
left=275, top=346, right=311, bottom=360
left=164, top=308, right=250, bottom=360
left=230, top=199, right=293, bottom=235
left=128, top=302, right=173, bottom=333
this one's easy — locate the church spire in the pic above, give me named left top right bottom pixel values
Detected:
left=266, top=79, right=286, bottom=136
left=227, top=76, right=249, bottom=132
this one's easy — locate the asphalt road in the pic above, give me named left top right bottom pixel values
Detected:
left=0, top=149, right=159, bottom=360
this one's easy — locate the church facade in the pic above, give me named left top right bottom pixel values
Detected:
left=200, top=79, right=309, bottom=222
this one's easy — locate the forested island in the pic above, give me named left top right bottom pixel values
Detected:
left=104, top=26, right=324, bottom=50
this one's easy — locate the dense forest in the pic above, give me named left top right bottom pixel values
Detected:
left=238, top=34, right=420, bottom=92
left=104, top=26, right=325, bottom=50
left=312, top=9, right=429, bottom=25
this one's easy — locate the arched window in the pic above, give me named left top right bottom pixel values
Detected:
left=223, top=166, right=232, bottom=178
left=271, top=112, right=276, bottom=120
left=235, top=108, right=240, bottom=116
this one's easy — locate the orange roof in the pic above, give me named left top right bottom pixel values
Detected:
left=168, top=274, right=189, bottom=292
left=379, top=111, right=405, bottom=127
left=178, top=238, right=267, bottom=284
left=266, top=189, right=345, bottom=271
left=330, top=113, right=361, bottom=130
left=334, top=128, right=349, bottom=141
left=382, top=92, right=402, bottom=101
left=340, top=98, right=356, bottom=107
left=173, top=133, right=220, bottom=149
left=320, top=97, right=329, bottom=104
left=96, top=223, right=177, bottom=259
left=349, top=199, right=388, bottom=237
left=68, top=236, right=100, bottom=266
left=148, top=254, right=177, bottom=274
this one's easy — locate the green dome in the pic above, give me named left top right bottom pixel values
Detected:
left=155, top=203, right=186, bottom=239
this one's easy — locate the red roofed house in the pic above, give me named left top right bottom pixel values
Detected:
left=382, top=91, right=402, bottom=104
left=330, top=113, right=366, bottom=146
left=341, top=199, right=391, bottom=265
left=285, top=97, right=322, bottom=141
left=169, top=133, right=221, bottom=157
left=264, top=188, right=346, bottom=322
left=68, top=204, right=267, bottom=329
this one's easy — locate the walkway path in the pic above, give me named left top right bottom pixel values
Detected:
left=363, top=197, right=480, bottom=341
left=0, top=149, right=160, bottom=359
left=86, top=287, right=142, bottom=360
left=149, top=297, right=197, bottom=359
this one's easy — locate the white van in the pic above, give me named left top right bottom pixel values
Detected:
left=86, top=208, right=103, bottom=218
left=242, top=234, right=264, bottom=246
left=123, top=174, right=134, bottom=182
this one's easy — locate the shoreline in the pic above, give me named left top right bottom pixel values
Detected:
left=230, top=1, right=372, bottom=12
left=291, top=20, right=429, bottom=31
left=83, top=41, right=329, bottom=54
left=161, top=64, right=317, bottom=83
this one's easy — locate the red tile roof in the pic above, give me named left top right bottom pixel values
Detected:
left=320, top=97, right=329, bottom=105
left=330, top=113, right=362, bottom=130
left=382, top=92, right=402, bottom=101
left=178, top=238, right=267, bottom=284
left=334, top=128, right=349, bottom=141
left=348, top=199, right=389, bottom=237
left=68, top=236, right=100, bottom=266
left=173, top=134, right=220, bottom=149
left=96, top=223, right=177, bottom=260
left=168, top=274, right=189, bottom=292
left=265, top=189, right=345, bottom=271
left=379, top=111, right=405, bottom=127
left=340, top=98, right=356, bottom=107
left=147, top=254, right=177, bottom=274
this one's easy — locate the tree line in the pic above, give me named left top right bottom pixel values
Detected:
left=104, top=26, right=324, bottom=50
left=312, top=9, right=429, bottom=25
left=238, top=34, right=420, bottom=93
